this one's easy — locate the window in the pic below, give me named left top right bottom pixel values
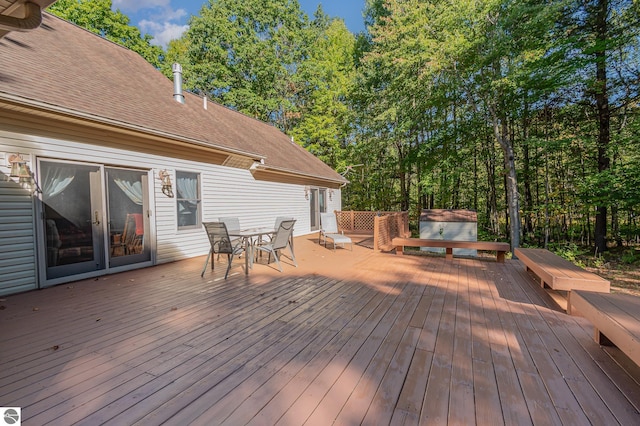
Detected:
left=176, top=171, right=201, bottom=229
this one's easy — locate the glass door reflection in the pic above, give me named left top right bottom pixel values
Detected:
left=41, top=161, right=105, bottom=279
left=107, top=168, right=150, bottom=267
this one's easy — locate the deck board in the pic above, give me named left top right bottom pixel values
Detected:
left=1, top=236, right=639, bottom=425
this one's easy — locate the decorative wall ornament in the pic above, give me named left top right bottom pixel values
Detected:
left=158, top=169, right=174, bottom=198
left=6, top=153, right=40, bottom=193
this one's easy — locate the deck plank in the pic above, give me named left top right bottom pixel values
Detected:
left=77, top=278, right=343, bottom=425
left=310, top=271, right=426, bottom=424
left=448, top=261, right=476, bottom=425
left=32, top=277, right=332, bottom=425
left=506, top=266, right=629, bottom=425
left=187, top=277, right=377, bottom=424
left=245, top=281, right=404, bottom=424
left=466, top=261, right=504, bottom=426
left=419, top=259, right=457, bottom=424
left=479, top=263, right=535, bottom=426
left=1, top=237, right=639, bottom=425
left=216, top=283, right=382, bottom=425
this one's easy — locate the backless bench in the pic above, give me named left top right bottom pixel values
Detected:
left=393, top=238, right=510, bottom=263
left=571, top=290, right=640, bottom=368
left=514, top=247, right=610, bottom=314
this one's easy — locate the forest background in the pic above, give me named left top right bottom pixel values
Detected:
left=50, top=0, right=640, bottom=287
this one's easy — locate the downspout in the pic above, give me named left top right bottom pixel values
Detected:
left=0, top=2, right=42, bottom=32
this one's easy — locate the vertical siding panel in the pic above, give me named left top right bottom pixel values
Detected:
left=0, top=177, right=37, bottom=295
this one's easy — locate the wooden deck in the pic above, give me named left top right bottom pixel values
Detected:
left=1, top=236, right=639, bottom=425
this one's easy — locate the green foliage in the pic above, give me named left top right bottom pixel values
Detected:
left=177, top=0, right=310, bottom=131
left=548, top=242, right=582, bottom=263
left=290, top=17, right=356, bottom=169
left=48, top=0, right=164, bottom=67
left=620, top=249, right=639, bottom=265
left=163, top=1, right=356, bottom=170
left=345, top=0, right=640, bottom=248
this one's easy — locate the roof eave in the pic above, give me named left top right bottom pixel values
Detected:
left=251, top=164, right=348, bottom=189
left=0, top=92, right=266, bottom=162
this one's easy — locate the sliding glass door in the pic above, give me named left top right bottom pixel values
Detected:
left=309, top=188, right=327, bottom=231
left=106, top=167, right=150, bottom=267
left=41, top=161, right=105, bottom=280
left=39, top=160, right=150, bottom=284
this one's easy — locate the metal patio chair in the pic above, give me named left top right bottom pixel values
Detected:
left=201, top=221, right=244, bottom=279
left=218, top=217, right=240, bottom=234
left=253, top=219, right=297, bottom=272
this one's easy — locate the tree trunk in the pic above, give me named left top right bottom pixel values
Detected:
left=522, top=141, right=533, bottom=243
left=490, top=107, right=521, bottom=254
left=484, top=134, right=499, bottom=234
left=594, top=0, right=610, bottom=255
left=473, top=139, right=479, bottom=212
left=522, top=102, right=533, bottom=243
left=544, top=146, right=551, bottom=248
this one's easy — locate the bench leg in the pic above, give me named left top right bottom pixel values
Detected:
left=445, top=248, right=453, bottom=260
left=396, top=246, right=404, bottom=256
left=496, top=251, right=505, bottom=263
left=594, top=327, right=614, bottom=346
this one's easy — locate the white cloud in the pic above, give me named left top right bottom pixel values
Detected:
left=159, top=7, right=187, bottom=22
left=139, top=20, right=189, bottom=47
left=113, top=1, right=189, bottom=48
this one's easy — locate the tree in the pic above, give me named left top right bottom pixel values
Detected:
left=548, top=0, right=640, bottom=252
left=48, top=0, right=164, bottom=68
left=179, top=0, right=309, bottom=131
left=290, top=10, right=356, bottom=169
left=593, top=0, right=612, bottom=254
left=353, top=0, right=565, bottom=247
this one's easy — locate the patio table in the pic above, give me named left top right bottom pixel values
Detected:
left=229, top=227, right=276, bottom=275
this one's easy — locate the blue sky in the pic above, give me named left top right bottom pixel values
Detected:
left=111, top=1, right=367, bottom=48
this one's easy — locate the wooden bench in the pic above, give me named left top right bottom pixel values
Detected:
left=514, top=247, right=610, bottom=314
left=570, top=290, right=640, bottom=368
left=392, top=237, right=510, bottom=262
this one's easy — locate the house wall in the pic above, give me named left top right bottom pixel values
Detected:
left=0, top=173, right=37, bottom=295
left=0, top=130, right=341, bottom=295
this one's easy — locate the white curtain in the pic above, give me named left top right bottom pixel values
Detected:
left=177, top=175, right=197, bottom=200
left=114, top=178, right=143, bottom=205
left=177, top=175, right=198, bottom=211
left=42, top=164, right=75, bottom=200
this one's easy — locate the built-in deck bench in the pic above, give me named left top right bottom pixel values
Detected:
left=515, top=247, right=610, bottom=314
left=570, top=290, right=640, bottom=368
left=392, top=238, right=510, bottom=262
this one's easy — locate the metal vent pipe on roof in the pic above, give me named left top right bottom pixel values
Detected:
left=0, top=2, right=42, bottom=32
left=172, top=63, right=185, bottom=104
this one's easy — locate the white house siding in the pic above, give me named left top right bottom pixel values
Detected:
left=0, top=130, right=340, bottom=293
left=325, top=190, right=342, bottom=216
left=154, top=165, right=315, bottom=264
left=0, top=175, right=37, bottom=296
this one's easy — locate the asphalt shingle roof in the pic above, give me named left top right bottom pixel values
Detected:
left=0, top=13, right=346, bottom=185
